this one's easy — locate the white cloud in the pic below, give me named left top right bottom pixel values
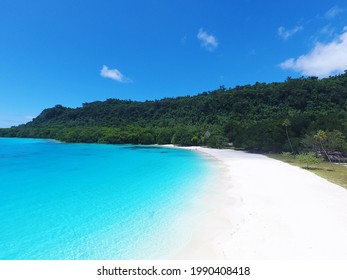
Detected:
left=278, top=25, right=303, bottom=40
left=100, top=65, right=132, bottom=83
left=325, top=5, right=344, bottom=19
left=319, top=25, right=335, bottom=37
left=197, top=28, right=218, bottom=51
left=280, top=26, right=347, bottom=77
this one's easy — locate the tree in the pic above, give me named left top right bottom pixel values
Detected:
left=314, top=130, right=335, bottom=170
left=325, top=130, right=347, bottom=154
left=205, top=134, right=227, bottom=148
left=282, top=119, right=295, bottom=154
left=1, top=73, right=346, bottom=151
left=296, top=153, right=322, bottom=169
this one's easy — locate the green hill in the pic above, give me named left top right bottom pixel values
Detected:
left=1, top=73, right=347, bottom=152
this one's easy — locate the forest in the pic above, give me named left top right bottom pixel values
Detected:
left=1, top=72, right=346, bottom=154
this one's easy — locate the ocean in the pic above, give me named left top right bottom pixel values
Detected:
left=0, top=138, right=215, bottom=259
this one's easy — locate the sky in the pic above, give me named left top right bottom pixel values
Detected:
left=0, top=0, right=346, bottom=127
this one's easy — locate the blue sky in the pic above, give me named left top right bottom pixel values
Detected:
left=0, top=0, right=346, bottom=127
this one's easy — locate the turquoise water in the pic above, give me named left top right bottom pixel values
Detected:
left=0, top=138, right=213, bottom=260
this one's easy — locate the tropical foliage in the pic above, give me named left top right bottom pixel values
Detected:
left=1, top=72, right=346, bottom=151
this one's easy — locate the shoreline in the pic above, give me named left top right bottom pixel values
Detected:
left=2, top=138, right=346, bottom=259
left=171, top=146, right=347, bottom=259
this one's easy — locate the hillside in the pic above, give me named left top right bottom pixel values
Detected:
left=1, top=73, right=347, bottom=152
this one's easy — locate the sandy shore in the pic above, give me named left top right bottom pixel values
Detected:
left=173, top=147, right=347, bottom=259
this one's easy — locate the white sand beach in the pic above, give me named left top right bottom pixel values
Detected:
left=175, top=147, right=347, bottom=259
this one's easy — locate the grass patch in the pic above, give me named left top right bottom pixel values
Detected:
left=267, top=153, right=347, bottom=189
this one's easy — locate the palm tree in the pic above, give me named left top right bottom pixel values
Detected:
left=314, top=130, right=335, bottom=171
left=282, top=119, right=294, bottom=154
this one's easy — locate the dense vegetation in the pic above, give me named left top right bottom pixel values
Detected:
left=1, top=73, right=347, bottom=153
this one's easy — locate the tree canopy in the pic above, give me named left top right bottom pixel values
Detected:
left=1, top=72, right=346, bottom=152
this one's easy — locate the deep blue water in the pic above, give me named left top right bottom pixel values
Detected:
left=0, top=138, right=212, bottom=259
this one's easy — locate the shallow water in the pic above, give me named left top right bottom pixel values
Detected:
left=0, top=138, right=213, bottom=259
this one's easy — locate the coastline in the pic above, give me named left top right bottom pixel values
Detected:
left=171, top=146, right=347, bottom=259
left=2, top=138, right=346, bottom=259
